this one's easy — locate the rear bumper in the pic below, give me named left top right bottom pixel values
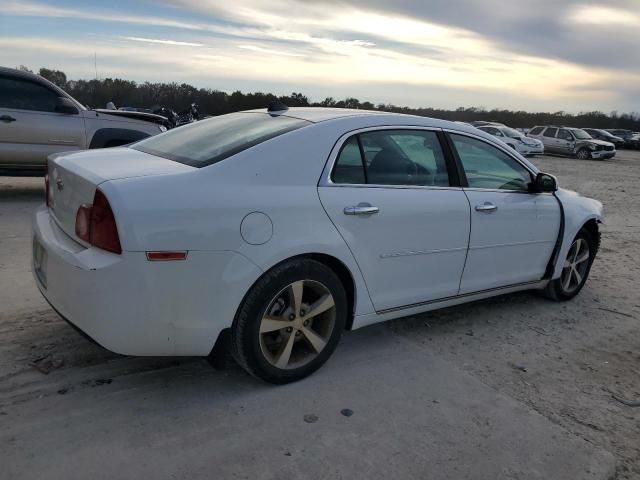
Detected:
left=32, top=205, right=262, bottom=356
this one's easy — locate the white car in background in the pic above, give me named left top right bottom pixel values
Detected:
left=477, top=124, right=544, bottom=156
left=33, top=106, right=602, bottom=384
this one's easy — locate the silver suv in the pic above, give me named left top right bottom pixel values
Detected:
left=527, top=126, right=615, bottom=160
left=0, top=67, right=167, bottom=175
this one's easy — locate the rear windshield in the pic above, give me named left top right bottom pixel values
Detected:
left=131, top=112, right=310, bottom=167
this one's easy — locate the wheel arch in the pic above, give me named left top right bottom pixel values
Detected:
left=233, top=252, right=359, bottom=332
left=552, top=214, right=602, bottom=279
left=88, top=128, right=150, bottom=149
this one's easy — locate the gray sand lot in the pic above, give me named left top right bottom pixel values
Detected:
left=1, top=150, right=639, bottom=479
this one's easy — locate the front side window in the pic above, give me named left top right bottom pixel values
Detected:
left=543, top=128, right=558, bottom=138
left=558, top=129, right=574, bottom=141
left=0, top=76, right=59, bottom=112
left=450, top=134, right=532, bottom=192
left=332, top=130, right=450, bottom=187
left=133, top=112, right=310, bottom=167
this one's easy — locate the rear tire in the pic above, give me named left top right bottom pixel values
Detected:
left=544, top=228, right=595, bottom=301
left=231, top=258, right=347, bottom=384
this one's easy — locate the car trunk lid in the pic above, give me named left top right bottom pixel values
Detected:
left=47, top=147, right=194, bottom=241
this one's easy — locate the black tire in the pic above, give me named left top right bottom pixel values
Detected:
left=544, top=228, right=596, bottom=301
left=231, top=258, right=347, bottom=384
left=576, top=148, right=591, bottom=160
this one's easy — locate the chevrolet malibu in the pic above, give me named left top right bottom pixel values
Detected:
left=33, top=106, right=603, bottom=383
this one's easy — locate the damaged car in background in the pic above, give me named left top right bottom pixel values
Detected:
left=527, top=126, right=616, bottom=160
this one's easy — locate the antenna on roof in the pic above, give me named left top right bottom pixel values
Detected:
left=267, top=101, right=288, bottom=113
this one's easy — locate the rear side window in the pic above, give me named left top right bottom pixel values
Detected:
left=543, top=128, right=558, bottom=138
left=132, top=112, right=310, bottom=167
left=0, top=76, right=59, bottom=112
left=529, top=127, right=543, bottom=135
left=332, top=137, right=366, bottom=184
left=332, top=130, right=450, bottom=187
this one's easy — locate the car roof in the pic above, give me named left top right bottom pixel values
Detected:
left=244, top=107, right=396, bottom=123
left=244, top=107, right=486, bottom=135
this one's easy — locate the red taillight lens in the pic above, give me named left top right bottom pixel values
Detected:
left=75, top=204, right=92, bottom=242
left=90, top=189, right=122, bottom=254
left=74, top=189, right=122, bottom=254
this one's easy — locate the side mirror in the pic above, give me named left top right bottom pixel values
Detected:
left=532, top=172, right=558, bottom=193
left=54, top=97, right=79, bottom=115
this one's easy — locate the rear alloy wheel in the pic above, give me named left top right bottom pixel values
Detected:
left=232, top=259, right=347, bottom=384
left=544, top=229, right=595, bottom=301
left=576, top=148, right=591, bottom=160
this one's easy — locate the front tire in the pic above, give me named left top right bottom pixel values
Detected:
left=576, top=148, right=591, bottom=160
left=544, top=228, right=595, bottom=301
left=231, top=259, right=347, bottom=384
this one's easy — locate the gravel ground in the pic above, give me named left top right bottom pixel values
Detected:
left=0, top=149, right=638, bottom=478
left=387, top=149, right=640, bottom=478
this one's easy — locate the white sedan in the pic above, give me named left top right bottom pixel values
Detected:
left=477, top=124, right=544, bottom=156
left=33, top=106, right=602, bottom=383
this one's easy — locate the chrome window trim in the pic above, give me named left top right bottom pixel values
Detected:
left=319, top=125, right=457, bottom=191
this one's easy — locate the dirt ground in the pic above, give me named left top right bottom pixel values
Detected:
left=0, top=150, right=638, bottom=479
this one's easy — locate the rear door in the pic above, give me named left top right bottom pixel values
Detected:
left=0, top=75, right=85, bottom=169
left=446, top=132, right=560, bottom=293
left=319, top=128, right=470, bottom=312
left=541, top=127, right=559, bottom=153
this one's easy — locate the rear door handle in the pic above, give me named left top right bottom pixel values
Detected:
left=0, top=115, right=16, bottom=123
left=475, top=202, right=498, bottom=213
left=344, top=203, right=379, bottom=215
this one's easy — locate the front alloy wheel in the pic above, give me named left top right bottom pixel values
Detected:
left=560, top=237, right=590, bottom=294
left=576, top=148, right=591, bottom=160
left=544, top=228, right=595, bottom=301
left=232, top=259, right=347, bottom=384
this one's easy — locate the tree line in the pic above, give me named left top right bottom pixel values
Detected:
left=23, top=66, right=640, bottom=130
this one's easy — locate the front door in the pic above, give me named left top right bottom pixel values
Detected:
left=319, top=128, right=470, bottom=312
left=447, top=132, right=561, bottom=293
left=556, top=128, right=575, bottom=155
left=541, top=127, right=560, bottom=153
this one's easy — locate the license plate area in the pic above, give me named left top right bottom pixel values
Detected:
left=33, top=237, right=48, bottom=288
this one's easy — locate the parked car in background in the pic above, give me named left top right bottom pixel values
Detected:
left=470, top=120, right=505, bottom=127
left=528, top=126, right=616, bottom=160
left=477, top=124, right=544, bottom=156
left=604, top=129, right=640, bottom=149
left=33, top=106, right=603, bottom=383
left=0, top=67, right=167, bottom=176
left=582, top=128, right=624, bottom=148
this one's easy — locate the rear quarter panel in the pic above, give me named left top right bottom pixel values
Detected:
left=104, top=122, right=378, bottom=317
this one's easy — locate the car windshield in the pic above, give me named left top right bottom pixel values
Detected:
left=132, top=112, right=311, bottom=167
left=499, top=127, right=523, bottom=139
left=571, top=129, right=592, bottom=140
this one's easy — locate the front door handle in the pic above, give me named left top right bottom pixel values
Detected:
left=344, top=203, right=379, bottom=216
left=0, top=115, right=16, bottom=123
left=475, top=202, right=498, bottom=213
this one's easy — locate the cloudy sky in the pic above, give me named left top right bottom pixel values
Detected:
left=1, top=0, right=639, bottom=112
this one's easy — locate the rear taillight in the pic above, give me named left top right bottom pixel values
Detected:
left=44, top=165, right=50, bottom=207
left=75, top=204, right=92, bottom=242
left=74, top=189, right=122, bottom=254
